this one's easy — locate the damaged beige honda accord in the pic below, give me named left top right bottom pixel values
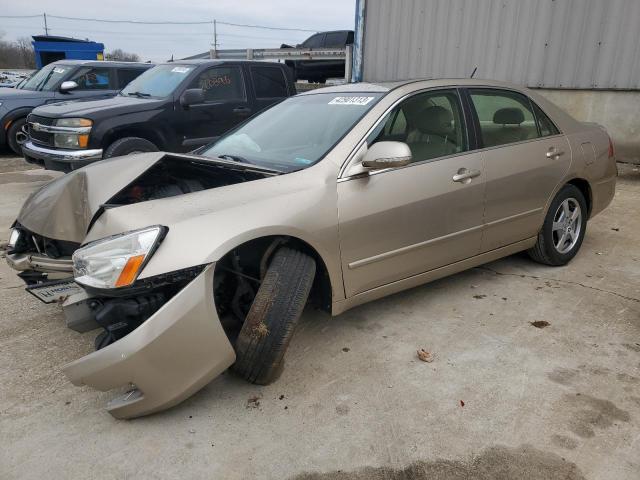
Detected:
left=6, top=79, right=617, bottom=418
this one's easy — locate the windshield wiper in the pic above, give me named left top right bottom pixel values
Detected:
left=126, top=91, right=151, bottom=98
left=218, top=154, right=253, bottom=165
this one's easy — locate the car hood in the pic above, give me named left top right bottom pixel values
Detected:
left=0, top=88, right=51, bottom=101
left=17, top=152, right=281, bottom=244
left=32, top=95, right=162, bottom=118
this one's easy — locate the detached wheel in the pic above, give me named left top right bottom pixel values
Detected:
left=103, top=137, right=158, bottom=159
left=233, top=247, right=316, bottom=385
left=7, top=117, right=27, bottom=155
left=528, top=184, right=588, bottom=266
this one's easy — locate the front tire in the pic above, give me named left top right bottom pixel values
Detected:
left=528, top=184, right=588, bottom=266
left=232, top=247, right=316, bottom=385
left=103, top=137, right=158, bottom=159
left=7, top=117, right=27, bottom=155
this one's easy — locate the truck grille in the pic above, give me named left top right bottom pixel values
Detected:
left=27, top=114, right=55, bottom=147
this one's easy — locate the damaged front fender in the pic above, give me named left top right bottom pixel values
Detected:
left=63, top=263, right=236, bottom=419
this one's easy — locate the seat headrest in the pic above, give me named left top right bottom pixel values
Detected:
left=413, top=106, right=454, bottom=135
left=493, top=107, right=524, bottom=125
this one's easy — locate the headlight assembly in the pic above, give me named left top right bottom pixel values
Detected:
left=53, top=118, right=92, bottom=149
left=73, top=226, right=167, bottom=289
left=8, top=228, right=21, bottom=249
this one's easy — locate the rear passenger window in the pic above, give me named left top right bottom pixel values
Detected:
left=369, top=89, right=467, bottom=163
left=252, top=67, right=288, bottom=98
left=324, top=32, right=347, bottom=47
left=469, top=89, right=538, bottom=147
left=117, top=69, right=143, bottom=89
left=70, top=67, right=112, bottom=90
left=532, top=102, right=560, bottom=137
left=190, top=66, right=245, bottom=102
left=303, top=34, right=324, bottom=48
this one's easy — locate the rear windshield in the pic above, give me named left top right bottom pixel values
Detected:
left=20, top=64, right=74, bottom=91
left=120, top=64, right=195, bottom=99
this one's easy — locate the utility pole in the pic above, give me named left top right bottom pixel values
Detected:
left=43, top=13, right=49, bottom=36
left=211, top=19, right=218, bottom=59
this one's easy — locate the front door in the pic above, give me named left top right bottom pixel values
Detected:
left=465, top=88, right=571, bottom=252
left=177, top=65, right=250, bottom=150
left=337, top=89, right=486, bottom=297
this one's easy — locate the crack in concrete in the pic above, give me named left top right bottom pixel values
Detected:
left=475, top=266, right=640, bottom=304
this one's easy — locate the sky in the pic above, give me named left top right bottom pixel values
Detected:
left=0, top=0, right=356, bottom=61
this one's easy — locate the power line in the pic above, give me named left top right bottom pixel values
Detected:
left=0, top=13, right=318, bottom=32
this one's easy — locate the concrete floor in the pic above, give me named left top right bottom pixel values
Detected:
left=0, top=154, right=638, bottom=480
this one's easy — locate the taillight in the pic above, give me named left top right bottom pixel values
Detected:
left=608, top=136, right=615, bottom=159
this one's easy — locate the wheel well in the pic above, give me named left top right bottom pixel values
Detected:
left=567, top=178, right=592, bottom=216
left=213, top=235, right=332, bottom=320
left=103, top=127, right=166, bottom=150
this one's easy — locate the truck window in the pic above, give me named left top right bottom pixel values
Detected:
left=324, top=32, right=347, bottom=47
left=70, top=67, right=112, bottom=90
left=117, top=68, right=144, bottom=89
left=303, top=34, right=324, bottom=48
left=189, top=66, right=245, bottom=102
left=251, top=67, right=288, bottom=98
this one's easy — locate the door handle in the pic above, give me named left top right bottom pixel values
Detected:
left=546, top=148, right=565, bottom=159
left=233, top=107, right=252, bottom=116
left=452, top=168, right=481, bottom=183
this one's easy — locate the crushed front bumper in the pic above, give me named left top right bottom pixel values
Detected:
left=22, top=140, right=103, bottom=172
left=63, top=263, right=236, bottom=419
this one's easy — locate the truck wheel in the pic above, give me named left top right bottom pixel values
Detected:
left=103, top=137, right=158, bottom=159
left=7, top=117, right=27, bottom=155
left=232, top=247, right=316, bottom=385
left=528, top=184, right=588, bottom=266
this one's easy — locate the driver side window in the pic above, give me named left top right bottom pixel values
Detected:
left=368, top=89, right=467, bottom=163
left=69, top=67, right=112, bottom=90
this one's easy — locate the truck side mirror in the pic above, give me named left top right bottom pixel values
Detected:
left=180, top=88, right=205, bottom=107
left=59, top=81, right=79, bottom=93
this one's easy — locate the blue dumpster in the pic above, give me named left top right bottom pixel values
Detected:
left=32, top=36, right=105, bottom=68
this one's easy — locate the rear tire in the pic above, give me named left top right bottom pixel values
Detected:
left=103, top=137, right=158, bottom=159
left=232, top=247, right=316, bottom=385
left=7, top=117, right=27, bottom=155
left=528, top=184, right=588, bottom=266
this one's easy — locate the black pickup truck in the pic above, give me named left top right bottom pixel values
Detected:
left=285, top=30, right=353, bottom=84
left=0, top=60, right=152, bottom=154
left=22, top=60, right=296, bottom=172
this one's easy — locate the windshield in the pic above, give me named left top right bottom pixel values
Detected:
left=20, top=64, right=73, bottom=91
left=120, top=64, right=195, bottom=98
left=200, top=92, right=383, bottom=172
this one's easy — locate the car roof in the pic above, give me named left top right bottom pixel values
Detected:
left=298, top=78, right=534, bottom=95
left=52, top=60, right=154, bottom=68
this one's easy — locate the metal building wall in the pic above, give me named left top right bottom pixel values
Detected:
left=358, top=0, right=640, bottom=90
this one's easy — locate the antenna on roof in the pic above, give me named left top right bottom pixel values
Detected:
left=470, top=66, right=478, bottom=79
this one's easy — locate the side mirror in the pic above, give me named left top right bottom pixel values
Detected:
left=180, top=88, right=205, bottom=107
left=59, top=81, right=79, bottom=93
left=361, top=141, right=412, bottom=170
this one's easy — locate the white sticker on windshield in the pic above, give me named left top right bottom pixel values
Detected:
left=171, top=67, right=191, bottom=74
left=53, top=67, right=66, bottom=74
left=328, top=96, right=375, bottom=106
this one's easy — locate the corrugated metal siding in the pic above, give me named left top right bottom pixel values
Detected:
left=360, top=0, right=640, bottom=89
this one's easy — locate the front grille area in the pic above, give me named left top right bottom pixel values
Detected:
left=11, top=223, right=79, bottom=258
left=27, top=114, right=55, bottom=147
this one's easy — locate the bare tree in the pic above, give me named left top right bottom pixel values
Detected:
left=105, top=49, right=141, bottom=62
left=0, top=33, right=36, bottom=69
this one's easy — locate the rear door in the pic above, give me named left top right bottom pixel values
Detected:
left=175, top=65, right=250, bottom=149
left=248, top=65, right=290, bottom=112
left=465, top=88, right=571, bottom=252
left=338, top=88, right=485, bottom=296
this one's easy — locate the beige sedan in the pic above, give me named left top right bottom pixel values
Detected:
left=6, top=79, right=616, bottom=418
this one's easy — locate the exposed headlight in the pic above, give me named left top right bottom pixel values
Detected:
left=8, top=228, right=21, bottom=248
left=73, top=226, right=167, bottom=289
left=55, top=118, right=92, bottom=127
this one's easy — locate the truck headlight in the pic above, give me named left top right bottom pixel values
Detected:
left=54, top=118, right=92, bottom=149
left=73, top=226, right=167, bottom=289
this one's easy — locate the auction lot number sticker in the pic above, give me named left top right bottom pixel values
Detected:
left=329, top=96, right=375, bottom=105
